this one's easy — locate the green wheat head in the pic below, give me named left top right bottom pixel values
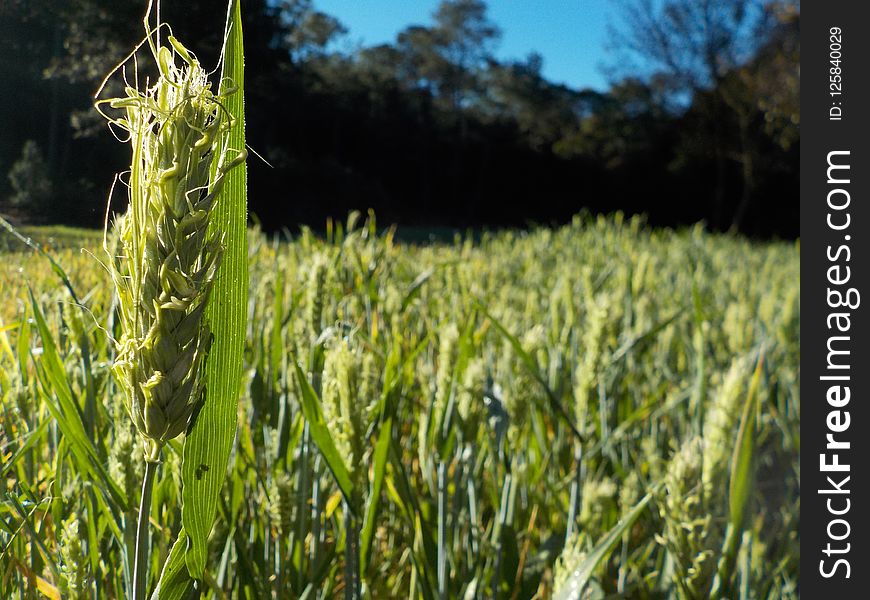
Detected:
left=100, top=34, right=246, bottom=462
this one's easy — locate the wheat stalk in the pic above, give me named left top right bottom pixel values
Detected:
left=98, top=28, right=245, bottom=600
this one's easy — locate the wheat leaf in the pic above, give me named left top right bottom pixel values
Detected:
left=554, top=492, right=652, bottom=600
left=293, top=361, right=356, bottom=505
left=150, top=531, right=196, bottom=600
left=179, top=0, right=247, bottom=580
left=712, top=352, right=763, bottom=597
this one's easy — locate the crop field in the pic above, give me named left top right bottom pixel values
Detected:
left=0, top=212, right=799, bottom=599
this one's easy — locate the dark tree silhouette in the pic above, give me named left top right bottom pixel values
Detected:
left=0, top=0, right=798, bottom=238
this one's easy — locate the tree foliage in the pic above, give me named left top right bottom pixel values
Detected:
left=0, top=0, right=798, bottom=237
left=8, top=140, right=53, bottom=215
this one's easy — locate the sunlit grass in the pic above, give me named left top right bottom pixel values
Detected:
left=0, top=213, right=799, bottom=599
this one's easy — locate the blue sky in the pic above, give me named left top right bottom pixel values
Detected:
left=314, top=0, right=614, bottom=91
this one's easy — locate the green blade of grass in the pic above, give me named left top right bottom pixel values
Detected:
left=0, top=419, right=50, bottom=481
left=1, top=216, right=98, bottom=437
left=360, top=415, right=392, bottom=572
left=28, top=293, right=127, bottom=511
left=178, top=0, right=248, bottom=581
left=293, top=361, right=355, bottom=505
left=712, top=353, right=764, bottom=598
left=401, top=266, right=435, bottom=311
left=151, top=532, right=195, bottom=600
left=554, top=492, right=653, bottom=600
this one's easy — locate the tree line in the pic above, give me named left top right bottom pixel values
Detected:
left=0, top=0, right=799, bottom=237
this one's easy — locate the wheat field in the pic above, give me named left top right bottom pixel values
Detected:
left=0, top=212, right=798, bottom=599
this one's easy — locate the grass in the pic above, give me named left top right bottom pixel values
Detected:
left=0, top=212, right=799, bottom=599
left=0, top=225, right=103, bottom=253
